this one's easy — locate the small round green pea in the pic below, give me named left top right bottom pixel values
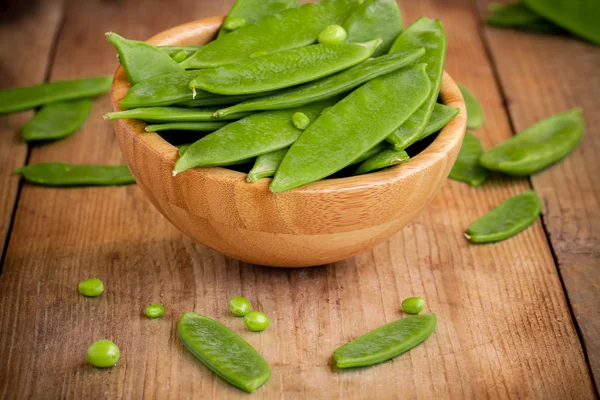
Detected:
left=224, top=17, right=246, bottom=31
left=144, top=304, right=165, bottom=318
left=86, top=340, right=120, bottom=368
left=402, top=297, right=425, bottom=315
left=244, top=311, right=270, bottom=332
left=292, top=112, right=311, bottom=130
left=78, top=278, right=104, bottom=297
left=229, top=296, right=252, bottom=317
left=317, top=25, right=347, bottom=44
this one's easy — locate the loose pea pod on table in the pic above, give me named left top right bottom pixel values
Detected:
left=458, top=84, right=484, bottom=129
left=105, top=107, right=249, bottom=123
left=219, top=0, right=299, bottom=36
left=14, top=163, right=135, bottom=186
left=145, top=121, right=229, bottom=133
left=486, top=1, right=560, bottom=32
left=353, top=149, right=409, bottom=175
left=22, top=98, right=92, bottom=142
left=449, top=132, right=488, bottom=186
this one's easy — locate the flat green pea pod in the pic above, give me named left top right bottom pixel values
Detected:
left=169, top=49, right=188, bottom=63
left=418, top=103, right=460, bottom=140
left=342, top=0, right=402, bottom=57
left=353, top=149, right=409, bottom=175
left=178, top=312, right=270, bottom=393
left=22, top=98, right=92, bottom=142
left=385, top=17, right=446, bottom=150
left=215, top=49, right=425, bottom=117
left=465, top=190, right=542, bottom=243
left=104, top=107, right=249, bottom=123
left=486, top=2, right=560, bottom=33
left=14, top=163, right=135, bottom=186
left=247, top=149, right=288, bottom=182
left=177, top=144, right=192, bottom=156
left=174, top=101, right=334, bottom=173
left=145, top=121, right=229, bottom=133
left=106, top=32, right=182, bottom=85
left=449, top=132, right=488, bottom=186
left=480, top=108, right=584, bottom=176
left=158, top=45, right=202, bottom=57
left=458, top=84, right=484, bottom=129
left=180, top=0, right=361, bottom=69
left=189, top=40, right=381, bottom=95
left=0, top=75, right=111, bottom=114
left=270, top=64, right=431, bottom=193
left=333, top=313, right=437, bottom=368
left=219, top=0, right=299, bottom=36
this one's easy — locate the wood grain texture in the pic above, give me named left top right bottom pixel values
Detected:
left=0, top=0, right=595, bottom=398
left=475, top=0, right=600, bottom=389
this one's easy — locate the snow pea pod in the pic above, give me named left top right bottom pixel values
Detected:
left=158, top=45, right=203, bottom=57
left=419, top=103, right=460, bottom=140
left=169, top=49, right=188, bottom=63
left=145, top=121, right=228, bottom=132
left=353, top=149, right=409, bottom=175
left=104, top=107, right=249, bottom=123
left=219, top=0, right=299, bottom=36
left=449, top=132, right=488, bottom=186
left=189, top=40, right=381, bottom=95
left=177, top=144, right=192, bottom=156
left=22, top=98, right=92, bottom=142
left=486, top=2, right=560, bottom=33
left=458, top=84, right=484, bottom=129
left=465, top=190, right=541, bottom=243
left=247, top=148, right=288, bottom=182
left=0, top=75, right=111, bottom=114
left=480, top=108, right=583, bottom=176
left=215, top=49, right=425, bottom=117
left=270, top=64, right=431, bottom=193
left=180, top=0, right=361, bottom=69
left=333, top=313, right=437, bottom=368
left=106, top=32, right=182, bottom=85
left=14, top=163, right=135, bottom=186
left=342, top=0, right=402, bottom=57
left=178, top=312, right=270, bottom=393
left=385, top=18, right=446, bottom=150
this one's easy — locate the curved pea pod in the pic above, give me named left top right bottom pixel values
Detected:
left=215, top=48, right=425, bottom=117
left=385, top=17, right=446, bottom=150
left=419, top=103, right=460, bottom=140
left=158, top=45, right=203, bottom=57
left=247, top=148, right=288, bottom=182
left=449, top=132, right=488, bottom=186
left=180, top=0, right=361, bottom=69
left=333, top=313, right=437, bottom=368
left=145, top=121, right=229, bottom=132
left=22, top=98, right=92, bottom=142
left=174, top=101, right=334, bottom=173
left=106, top=32, right=182, bottom=85
left=465, top=190, right=541, bottom=243
left=270, top=64, right=431, bottom=193
left=189, top=40, right=381, bottom=96
left=0, top=75, right=111, bottom=114
left=480, top=108, right=584, bottom=176
left=458, top=84, right=484, bottom=129
left=14, top=163, right=135, bottom=186
left=353, top=149, right=409, bottom=175
left=178, top=312, right=270, bottom=393
left=342, top=0, right=402, bottom=57
left=219, top=0, right=299, bottom=36
left=104, top=107, right=250, bottom=123
left=486, top=2, right=560, bottom=32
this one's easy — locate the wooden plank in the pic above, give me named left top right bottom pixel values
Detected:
left=0, top=0, right=63, bottom=264
left=475, top=0, right=600, bottom=390
left=0, top=0, right=594, bottom=398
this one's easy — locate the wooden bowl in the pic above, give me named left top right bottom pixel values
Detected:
left=111, top=17, right=467, bottom=267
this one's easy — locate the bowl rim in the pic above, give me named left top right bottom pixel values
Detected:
left=110, top=16, right=467, bottom=194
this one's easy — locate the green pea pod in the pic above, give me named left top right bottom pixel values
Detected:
left=247, top=148, right=288, bottom=182
left=385, top=17, right=446, bottom=150
left=352, top=142, right=388, bottom=164
left=333, top=313, right=437, bottom=368
left=465, top=190, right=542, bottom=243
left=178, top=312, right=270, bottom=393
left=158, top=45, right=203, bottom=57
left=174, top=101, right=334, bottom=173
left=169, top=49, right=188, bottom=63
left=342, top=0, right=402, bottom=57
left=219, top=0, right=299, bottom=37
left=14, top=163, right=135, bottom=186
left=22, top=98, right=92, bottom=142
left=353, top=149, right=409, bottom=175
left=458, top=84, right=484, bottom=129
left=145, top=121, right=229, bottom=132
left=480, top=108, right=584, bottom=176
left=270, top=64, right=431, bottom=193
left=104, top=107, right=250, bottom=123
left=189, top=40, right=381, bottom=95
left=419, top=103, right=460, bottom=140
left=486, top=2, right=560, bottom=32
left=106, top=32, right=182, bottom=85
left=177, top=144, right=192, bottom=156
left=449, top=132, right=488, bottom=186
left=0, top=75, right=111, bottom=114
left=180, top=0, right=361, bottom=69
left=215, top=48, right=425, bottom=117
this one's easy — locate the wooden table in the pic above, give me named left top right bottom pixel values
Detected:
left=0, top=0, right=598, bottom=398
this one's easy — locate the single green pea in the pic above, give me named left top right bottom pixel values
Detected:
left=78, top=278, right=104, bottom=297
left=292, top=112, right=311, bottom=130
left=86, top=340, right=120, bottom=368
left=402, top=297, right=425, bottom=315
left=224, top=17, right=246, bottom=31
left=318, top=25, right=348, bottom=44
left=244, top=311, right=270, bottom=332
left=145, top=304, right=165, bottom=318
left=229, top=296, right=252, bottom=317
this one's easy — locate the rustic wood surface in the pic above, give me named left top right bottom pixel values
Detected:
left=0, top=0, right=597, bottom=398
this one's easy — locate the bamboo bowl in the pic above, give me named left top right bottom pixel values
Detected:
left=111, top=17, right=467, bottom=267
